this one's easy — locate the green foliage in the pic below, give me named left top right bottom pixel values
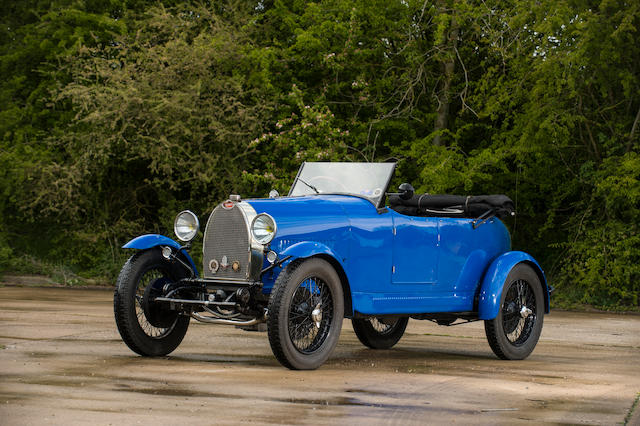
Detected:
left=554, top=153, right=640, bottom=308
left=243, top=84, right=350, bottom=194
left=0, top=231, right=12, bottom=270
left=0, top=0, right=638, bottom=308
left=41, top=4, right=273, bottom=216
left=555, top=221, right=639, bottom=308
left=3, top=254, right=90, bottom=286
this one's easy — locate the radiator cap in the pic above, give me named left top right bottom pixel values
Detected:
left=229, top=194, right=241, bottom=202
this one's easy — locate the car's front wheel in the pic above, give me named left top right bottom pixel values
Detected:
left=267, top=258, right=344, bottom=370
left=352, top=316, right=408, bottom=349
left=114, top=248, right=190, bottom=356
left=484, top=263, right=544, bottom=360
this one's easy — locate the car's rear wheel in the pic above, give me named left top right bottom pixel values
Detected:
left=484, top=263, right=544, bottom=360
left=267, top=258, right=344, bottom=370
left=352, top=317, right=408, bottom=349
left=114, top=248, right=190, bottom=356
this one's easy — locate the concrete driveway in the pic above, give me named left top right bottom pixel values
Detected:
left=0, top=286, right=638, bottom=425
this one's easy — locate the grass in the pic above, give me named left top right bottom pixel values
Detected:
left=1, top=255, right=111, bottom=287
left=552, top=298, right=640, bottom=314
left=624, top=393, right=640, bottom=426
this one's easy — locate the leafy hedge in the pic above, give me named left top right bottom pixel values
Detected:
left=1, top=0, right=638, bottom=309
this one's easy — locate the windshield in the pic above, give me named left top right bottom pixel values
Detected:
left=288, top=162, right=396, bottom=207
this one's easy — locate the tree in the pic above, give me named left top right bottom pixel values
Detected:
left=0, top=0, right=637, bottom=307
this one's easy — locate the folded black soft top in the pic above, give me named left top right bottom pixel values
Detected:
left=388, top=194, right=515, bottom=218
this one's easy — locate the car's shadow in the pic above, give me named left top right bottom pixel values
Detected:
left=336, top=346, right=496, bottom=363
left=164, top=344, right=498, bottom=371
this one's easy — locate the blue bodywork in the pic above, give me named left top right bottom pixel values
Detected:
left=123, top=234, right=183, bottom=250
left=246, top=195, right=549, bottom=319
left=124, top=195, right=548, bottom=320
left=123, top=234, right=199, bottom=277
left=477, top=251, right=549, bottom=319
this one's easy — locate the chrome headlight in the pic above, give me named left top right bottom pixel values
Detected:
left=174, top=210, right=199, bottom=242
left=251, top=213, right=277, bottom=245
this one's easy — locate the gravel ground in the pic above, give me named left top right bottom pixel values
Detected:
left=0, top=286, right=638, bottom=425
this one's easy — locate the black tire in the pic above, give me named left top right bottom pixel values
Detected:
left=114, top=248, right=190, bottom=356
left=484, top=263, right=544, bottom=360
left=267, top=258, right=344, bottom=370
left=352, top=317, right=408, bottom=349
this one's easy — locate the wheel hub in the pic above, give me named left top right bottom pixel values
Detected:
left=505, top=301, right=517, bottom=315
left=311, top=303, right=322, bottom=328
left=520, top=306, right=533, bottom=319
left=142, top=277, right=178, bottom=328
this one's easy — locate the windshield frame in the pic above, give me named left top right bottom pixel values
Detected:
left=288, top=162, right=396, bottom=208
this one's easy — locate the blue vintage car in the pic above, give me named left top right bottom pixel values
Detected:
left=114, top=162, right=550, bottom=369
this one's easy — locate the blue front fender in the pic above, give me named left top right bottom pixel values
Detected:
left=276, top=240, right=352, bottom=314
left=122, top=234, right=198, bottom=276
left=279, top=241, right=346, bottom=267
left=123, top=234, right=182, bottom=250
left=477, top=251, right=549, bottom=320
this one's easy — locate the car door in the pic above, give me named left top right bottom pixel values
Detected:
left=391, top=212, right=439, bottom=286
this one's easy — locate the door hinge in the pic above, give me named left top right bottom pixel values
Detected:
left=392, top=265, right=396, bottom=274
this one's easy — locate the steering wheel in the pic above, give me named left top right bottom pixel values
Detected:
left=308, top=175, right=349, bottom=193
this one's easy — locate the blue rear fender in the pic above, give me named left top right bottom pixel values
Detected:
left=122, top=234, right=199, bottom=276
left=477, top=251, right=549, bottom=320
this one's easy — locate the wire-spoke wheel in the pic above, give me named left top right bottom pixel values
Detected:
left=502, top=279, right=536, bottom=345
left=485, top=263, right=544, bottom=360
left=114, top=248, right=190, bottom=356
left=134, top=271, right=176, bottom=338
left=352, top=316, right=408, bottom=349
left=288, top=277, right=334, bottom=353
left=268, top=258, right=344, bottom=370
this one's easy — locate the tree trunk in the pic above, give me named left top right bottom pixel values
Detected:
left=627, top=103, right=640, bottom=153
left=433, top=13, right=459, bottom=147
